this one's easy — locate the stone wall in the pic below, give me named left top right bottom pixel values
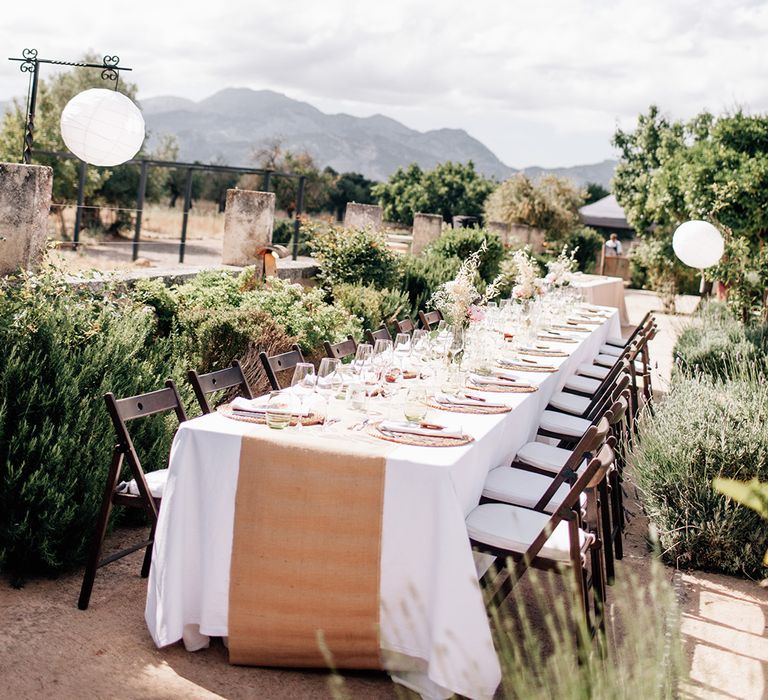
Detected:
left=222, top=189, right=276, bottom=266
left=411, top=213, right=443, bottom=254
left=344, top=202, right=383, bottom=231
left=0, top=163, right=53, bottom=276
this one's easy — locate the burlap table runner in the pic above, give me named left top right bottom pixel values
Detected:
left=228, top=426, right=393, bottom=669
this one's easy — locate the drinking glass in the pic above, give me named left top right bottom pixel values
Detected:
left=404, top=386, right=428, bottom=423
left=290, top=362, right=316, bottom=428
left=317, top=357, right=341, bottom=397
left=265, top=390, right=295, bottom=430
left=346, top=381, right=368, bottom=413
left=352, top=343, right=373, bottom=374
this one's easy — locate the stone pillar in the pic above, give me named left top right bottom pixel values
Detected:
left=0, top=163, right=53, bottom=276
left=222, top=189, right=276, bottom=266
left=344, top=202, right=382, bottom=231
left=411, top=213, right=443, bottom=255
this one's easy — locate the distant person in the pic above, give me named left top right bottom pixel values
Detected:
left=604, top=233, right=624, bottom=257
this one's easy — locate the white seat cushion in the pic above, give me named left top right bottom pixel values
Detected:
left=515, top=441, right=576, bottom=473
left=539, top=411, right=592, bottom=438
left=466, top=503, right=589, bottom=562
left=548, top=391, right=591, bottom=416
left=605, top=335, right=627, bottom=347
left=577, top=363, right=611, bottom=380
left=594, top=353, right=619, bottom=367
left=483, top=466, right=573, bottom=513
left=564, top=374, right=602, bottom=394
left=599, top=344, right=624, bottom=357
left=126, top=469, right=168, bottom=498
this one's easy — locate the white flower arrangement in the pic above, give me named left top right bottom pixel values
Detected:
left=510, top=249, right=545, bottom=301
left=430, top=241, right=504, bottom=326
left=545, top=246, right=578, bottom=288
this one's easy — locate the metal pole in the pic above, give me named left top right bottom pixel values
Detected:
left=262, top=169, right=272, bottom=192
left=179, top=167, right=193, bottom=263
left=73, top=160, right=87, bottom=247
left=292, top=176, right=306, bottom=261
left=22, top=60, right=40, bottom=164
left=132, top=160, right=148, bottom=261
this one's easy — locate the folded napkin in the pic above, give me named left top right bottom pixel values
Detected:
left=378, top=420, right=465, bottom=439
left=435, top=392, right=507, bottom=408
left=469, top=372, right=519, bottom=388
left=230, top=395, right=310, bottom=417
left=498, top=357, right=556, bottom=371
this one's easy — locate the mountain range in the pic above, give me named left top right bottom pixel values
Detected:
left=1, top=90, right=616, bottom=187
left=139, top=88, right=616, bottom=187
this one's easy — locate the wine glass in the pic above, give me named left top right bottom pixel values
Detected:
left=290, top=362, right=316, bottom=429
left=352, top=343, right=373, bottom=375
left=393, top=333, right=411, bottom=368
left=316, top=357, right=342, bottom=425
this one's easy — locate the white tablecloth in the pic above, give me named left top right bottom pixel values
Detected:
left=571, top=274, right=629, bottom=325
left=145, top=310, right=620, bottom=700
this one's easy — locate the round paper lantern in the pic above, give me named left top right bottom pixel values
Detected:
left=672, top=220, right=724, bottom=269
left=60, top=88, right=145, bottom=166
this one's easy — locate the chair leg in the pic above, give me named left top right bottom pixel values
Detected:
left=140, top=522, right=157, bottom=578
left=78, top=450, right=123, bottom=610
left=598, top=479, right=615, bottom=584
left=609, top=469, right=625, bottom=560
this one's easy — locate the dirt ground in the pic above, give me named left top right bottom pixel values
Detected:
left=1, top=286, right=765, bottom=700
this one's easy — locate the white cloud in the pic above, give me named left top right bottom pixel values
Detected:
left=1, top=0, right=766, bottom=167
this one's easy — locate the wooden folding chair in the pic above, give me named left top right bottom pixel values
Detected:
left=365, top=324, right=392, bottom=346
left=188, top=360, right=252, bottom=414
left=395, top=317, right=416, bottom=335
left=78, top=380, right=187, bottom=610
left=324, top=335, right=357, bottom=361
left=259, top=344, right=305, bottom=390
left=468, top=443, right=616, bottom=639
left=418, top=309, right=443, bottom=330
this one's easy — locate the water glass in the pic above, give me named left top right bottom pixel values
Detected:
left=265, top=390, right=295, bottom=430
left=404, top=386, right=428, bottom=423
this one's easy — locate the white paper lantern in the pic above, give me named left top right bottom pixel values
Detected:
left=672, top=220, right=724, bottom=269
left=60, top=88, right=145, bottom=166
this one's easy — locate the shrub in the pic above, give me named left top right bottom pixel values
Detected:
left=400, top=253, right=461, bottom=316
left=172, top=270, right=243, bottom=310
left=426, top=226, right=503, bottom=282
left=633, top=373, right=768, bottom=577
left=333, top=283, right=409, bottom=333
left=272, top=217, right=312, bottom=257
left=0, top=272, right=187, bottom=583
left=240, top=277, right=362, bottom=353
left=673, top=302, right=768, bottom=381
left=629, top=238, right=699, bottom=309
left=559, top=226, right=604, bottom=273
left=306, top=221, right=402, bottom=290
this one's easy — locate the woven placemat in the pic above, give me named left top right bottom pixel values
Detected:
left=218, top=404, right=324, bottom=427
left=497, top=361, right=557, bottom=373
left=465, top=379, right=538, bottom=393
left=366, top=422, right=473, bottom=447
left=518, top=348, right=568, bottom=358
left=538, top=333, right=577, bottom=343
left=427, top=396, right=513, bottom=414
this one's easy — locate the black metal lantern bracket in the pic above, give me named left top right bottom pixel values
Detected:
left=7, top=48, right=134, bottom=164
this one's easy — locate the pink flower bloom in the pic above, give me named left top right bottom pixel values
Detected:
left=468, top=304, right=485, bottom=322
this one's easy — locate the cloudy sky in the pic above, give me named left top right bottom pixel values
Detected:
left=1, top=0, right=766, bottom=168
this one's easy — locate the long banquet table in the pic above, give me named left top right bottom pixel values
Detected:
left=145, top=309, right=621, bottom=700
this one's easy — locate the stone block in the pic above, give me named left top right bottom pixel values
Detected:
left=0, top=163, right=53, bottom=276
left=222, top=189, right=276, bottom=266
left=412, top=213, right=443, bottom=255
left=344, top=202, right=383, bottom=231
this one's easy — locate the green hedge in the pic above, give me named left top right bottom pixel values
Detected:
left=633, top=373, right=768, bottom=578
left=0, top=268, right=361, bottom=582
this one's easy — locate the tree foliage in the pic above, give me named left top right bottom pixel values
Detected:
left=372, top=161, right=494, bottom=225
left=585, top=181, right=609, bottom=204
left=484, top=173, right=585, bottom=243
left=324, top=168, right=376, bottom=221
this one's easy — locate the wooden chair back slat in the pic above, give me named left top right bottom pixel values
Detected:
left=259, top=344, right=306, bottom=390
left=418, top=309, right=443, bottom=330
left=365, top=325, right=392, bottom=346
left=324, top=335, right=358, bottom=361
left=395, top=317, right=415, bottom=335
left=188, top=360, right=252, bottom=414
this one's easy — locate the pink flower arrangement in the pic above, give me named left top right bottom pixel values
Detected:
left=468, top=304, right=486, bottom=322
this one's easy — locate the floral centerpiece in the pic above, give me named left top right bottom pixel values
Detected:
left=429, top=241, right=503, bottom=328
left=545, top=246, right=578, bottom=288
left=510, top=249, right=545, bottom=302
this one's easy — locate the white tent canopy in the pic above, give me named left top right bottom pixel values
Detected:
left=579, top=195, right=632, bottom=231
